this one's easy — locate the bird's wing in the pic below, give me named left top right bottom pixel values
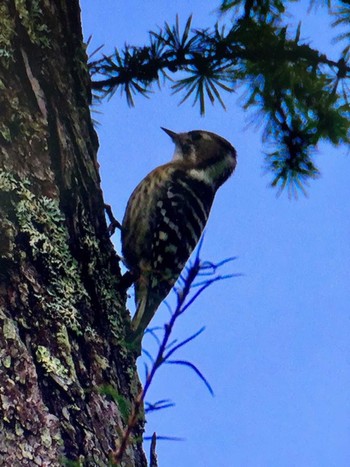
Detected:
left=131, top=171, right=214, bottom=335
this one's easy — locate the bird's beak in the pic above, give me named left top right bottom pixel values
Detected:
left=161, top=127, right=178, bottom=141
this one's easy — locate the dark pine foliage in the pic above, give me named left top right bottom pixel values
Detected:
left=89, top=0, right=350, bottom=195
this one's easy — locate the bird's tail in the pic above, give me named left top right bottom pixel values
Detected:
left=130, top=289, right=160, bottom=337
left=127, top=275, right=173, bottom=354
left=130, top=294, right=148, bottom=335
left=126, top=294, right=159, bottom=356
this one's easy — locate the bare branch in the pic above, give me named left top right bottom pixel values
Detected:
left=110, top=245, right=238, bottom=464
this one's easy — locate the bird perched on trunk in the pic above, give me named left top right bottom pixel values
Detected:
left=121, top=128, right=237, bottom=349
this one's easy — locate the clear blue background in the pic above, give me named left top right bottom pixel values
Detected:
left=80, top=2, right=350, bottom=466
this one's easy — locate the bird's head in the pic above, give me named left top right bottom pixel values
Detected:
left=161, top=127, right=237, bottom=187
left=161, top=127, right=236, bottom=166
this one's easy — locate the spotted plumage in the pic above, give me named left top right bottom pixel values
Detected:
left=121, top=128, right=237, bottom=347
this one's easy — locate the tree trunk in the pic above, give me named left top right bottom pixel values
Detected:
left=0, top=1, right=146, bottom=465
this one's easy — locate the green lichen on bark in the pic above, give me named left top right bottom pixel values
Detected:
left=0, top=1, right=51, bottom=67
left=36, top=345, right=71, bottom=389
left=0, top=169, right=140, bottom=464
left=0, top=171, right=91, bottom=333
left=0, top=308, right=64, bottom=466
left=14, top=0, right=51, bottom=47
left=0, top=4, right=15, bottom=65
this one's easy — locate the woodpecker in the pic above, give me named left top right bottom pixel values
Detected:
left=121, top=128, right=237, bottom=347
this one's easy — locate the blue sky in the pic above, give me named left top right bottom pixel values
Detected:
left=80, top=2, right=350, bottom=466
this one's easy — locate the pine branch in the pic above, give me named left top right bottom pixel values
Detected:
left=88, top=9, right=350, bottom=194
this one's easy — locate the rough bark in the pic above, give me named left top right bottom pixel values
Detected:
left=0, top=1, right=146, bottom=465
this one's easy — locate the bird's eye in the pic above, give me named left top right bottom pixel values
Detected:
left=182, top=143, right=192, bottom=154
